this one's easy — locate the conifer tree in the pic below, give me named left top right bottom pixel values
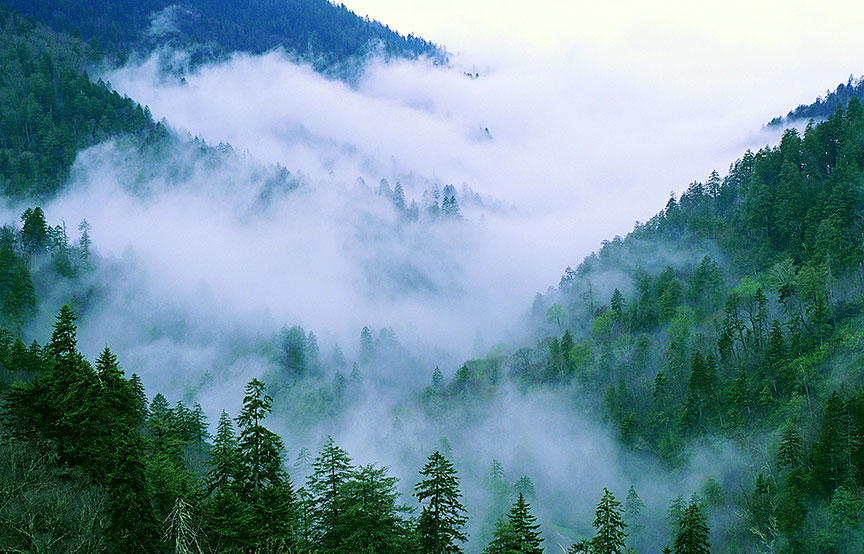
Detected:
left=234, top=378, right=296, bottom=547
left=482, top=519, right=512, bottom=554
left=308, top=436, right=355, bottom=551
left=592, top=487, right=627, bottom=554
left=105, top=434, right=161, bottom=553
left=209, top=410, right=239, bottom=492
left=777, top=426, right=804, bottom=470
left=414, top=451, right=468, bottom=554
left=673, top=502, right=710, bottom=554
left=504, top=493, right=543, bottom=554
left=236, top=379, right=282, bottom=491
left=514, top=475, right=537, bottom=502
left=624, top=484, right=645, bottom=551
left=342, top=464, right=411, bottom=554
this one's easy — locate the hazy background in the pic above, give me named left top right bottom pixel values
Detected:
left=9, top=1, right=864, bottom=548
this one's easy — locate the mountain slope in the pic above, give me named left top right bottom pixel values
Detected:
left=0, top=7, right=164, bottom=197
left=768, top=74, right=864, bottom=127
left=2, top=0, right=443, bottom=69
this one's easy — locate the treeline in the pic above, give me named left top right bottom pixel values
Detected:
left=0, top=8, right=165, bottom=197
left=2, top=0, right=443, bottom=71
left=0, top=305, right=714, bottom=553
left=768, top=74, right=864, bottom=127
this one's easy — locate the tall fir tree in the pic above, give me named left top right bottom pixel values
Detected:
left=592, top=487, right=627, bottom=554
left=308, top=435, right=355, bottom=552
left=673, top=502, right=711, bottom=554
left=414, top=451, right=468, bottom=554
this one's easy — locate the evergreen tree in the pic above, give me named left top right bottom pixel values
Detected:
left=393, top=182, right=407, bottom=211
left=414, top=451, right=468, bottom=554
left=308, top=436, right=355, bottom=551
left=77, top=219, right=91, bottom=259
left=592, top=487, right=627, bottom=554
left=360, top=326, right=374, bottom=363
left=236, top=379, right=282, bottom=491
left=514, top=475, right=536, bottom=502
left=105, top=434, right=162, bottom=553
left=482, top=519, right=513, bottom=554
left=234, top=378, right=296, bottom=547
left=208, top=410, right=239, bottom=492
left=624, top=485, right=645, bottom=551
left=341, top=464, right=412, bottom=554
left=505, top=493, right=543, bottom=554
left=20, top=206, right=49, bottom=253
left=673, top=502, right=710, bottom=554
left=777, top=426, right=804, bottom=471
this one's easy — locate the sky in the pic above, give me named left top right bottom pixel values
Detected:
left=342, top=0, right=864, bottom=120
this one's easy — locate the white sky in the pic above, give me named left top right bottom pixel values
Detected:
left=343, top=0, right=864, bottom=121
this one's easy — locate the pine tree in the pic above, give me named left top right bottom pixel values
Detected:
left=432, top=366, right=445, bottom=389
left=482, top=519, right=512, bottom=554
left=610, top=289, right=626, bottom=322
left=20, top=206, right=49, bottom=253
left=414, top=451, right=468, bottom=554
left=360, top=326, right=374, bottom=363
left=777, top=426, right=804, bottom=471
left=514, top=476, right=536, bottom=502
left=393, top=182, right=407, bottom=211
left=341, top=464, right=411, bottom=554
left=481, top=459, right=510, bottom=543
left=293, top=446, right=313, bottom=478
left=624, top=485, right=645, bottom=551
left=673, top=502, right=710, bottom=554
left=592, top=487, right=627, bottom=554
left=77, top=219, right=91, bottom=259
left=308, top=436, right=355, bottom=551
left=105, top=434, right=161, bottom=553
left=234, top=379, right=296, bottom=547
left=208, top=410, right=239, bottom=492
left=129, top=373, right=149, bottom=419
left=236, top=379, right=283, bottom=491
left=162, top=497, right=203, bottom=554
left=505, top=493, right=543, bottom=554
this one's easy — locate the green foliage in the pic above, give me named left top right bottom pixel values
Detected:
left=414, top=451, right=468, bottom=554
left=307, top=436, right=355, bottom=551
left=0, top=9, right=159, bottom=197
left=592, top=487, right=627, bottom=554
left=482, top=493, right=543, bottom=554
left=5, top=0, right=442, bottom=74
left=673, top=502, right=710, bottom=554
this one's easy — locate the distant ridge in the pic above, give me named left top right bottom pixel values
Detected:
left=768, top=74, right=864, bottom=127
left=1, top=0, right=445, bottom=70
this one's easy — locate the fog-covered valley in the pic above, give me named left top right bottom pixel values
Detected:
left=3, top=1, right=864, bottom=553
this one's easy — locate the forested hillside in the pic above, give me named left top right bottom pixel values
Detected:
left=2, top=1, right=864, bottom=553
left=2, top=0, right=443, bottom=69
left=2, top=102, right=864, bottom=552
left=0, top=8, right=164, bottom=197
left=768, top=74, right=864, bottom=127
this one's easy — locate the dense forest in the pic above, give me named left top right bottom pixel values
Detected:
left=0, top=8, right=165, bottom=197
left=2, top=0, right=443, bottom=70
left=2, top=1, right=864, bottom=553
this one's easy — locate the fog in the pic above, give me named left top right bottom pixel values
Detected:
left=78, top=45, right=789, bottom=355
left=7, top=12, right=850, bottom=548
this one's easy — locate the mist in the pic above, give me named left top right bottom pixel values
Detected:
left=4, top=28, right=824, bottom=550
